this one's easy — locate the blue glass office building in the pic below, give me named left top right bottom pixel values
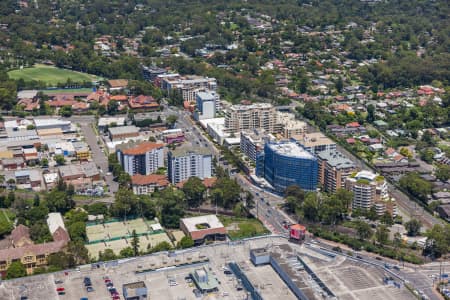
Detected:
left=256, top=141, right=318, bottom=193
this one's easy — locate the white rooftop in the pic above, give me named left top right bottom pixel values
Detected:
left=34, top=118, right=71, bottom=127
left=46, top=212, right=66, bottom=235
left=196, top=91, right=215, bottom=101
left=229, top=103, right=273, bottom=111
left=355, top=170, right=377, bottom=181
left=181, top=215, right=224, bottom=232
left=44, top=173, right=59, bottom=184
left=267, top=141, right=315, bottom=159
left=98, top=116, right=126, bottom=127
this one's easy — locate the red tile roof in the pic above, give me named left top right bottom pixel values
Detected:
left=128, top=95, right=159, bottom=109
left=110, top=95, right=128, bottom=101
left=108, top=79, right=129, bottom=88
left=11, top=224, right=31, bottom=245
left=0, top=240, right=67, bottom=262
left=47, top=99, right=76, bottom=107
left=346, top=122, right=360, bottom=128
left=190, top=227, right=227, bottom=241
left=121, top=142, right=164, bottom=156
left=72, top=102, right=89, bottom=110
left=176, top=177, right=217, bottom=189
left=131, top=174, right=169, bottom=186
left=52, top=227, right=70, bottom=243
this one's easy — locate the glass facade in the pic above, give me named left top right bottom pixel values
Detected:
left=257, top=142, right=318, bottom=193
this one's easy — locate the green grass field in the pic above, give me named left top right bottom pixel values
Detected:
left=219, top=216, right=270, bottom=240
left=0, top=209, right=14, bottom=236
left=8, top=64, right=99, bottom=85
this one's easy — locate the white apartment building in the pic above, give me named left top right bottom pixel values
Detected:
left=116, top=142, right=165, bottom=176
left=194, top=91, right=216, bottom=121
left=294, top=132, right=337, bottom=154
left=161, top=75, right=217, bottom=102
left=224, top=103, right=276, bottom=134
left=345, top=170, right=396, bottom=216
left=168, top=146, right=212, bottom=184
left=240, top=129, right=274, bottom=163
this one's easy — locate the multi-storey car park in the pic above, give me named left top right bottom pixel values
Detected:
left=0, top=236, right=415, bottom=300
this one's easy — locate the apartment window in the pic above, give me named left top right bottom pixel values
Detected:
left=24, top=255, right=34, bottom=263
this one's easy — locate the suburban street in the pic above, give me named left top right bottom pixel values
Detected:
left=69, top=114, right=118, bottom=195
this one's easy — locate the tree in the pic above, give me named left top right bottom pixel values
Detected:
left=166, top=115, right=178, bottom=128
left=182, top=177, right=206, bottom=208
left=335, top=76, right=344, bottom=93
left=404, top=219, right=422, bottom=237
left=177, top=236, right=194, bottom=249
left=111, top=188, right=136, bottom=218
left=158, top=189, right=185, bottom=228
left=423, top=224, right=450, bottom=259
left=399, top=147, right=412, bottom=159
left=98, top=249, right=117, bottom=261
left=393, top=232, right=403, bottom=250
left=45, top=190, right=74, bottom=213
left=47, top=252, right=76, bottom=269
left=302, top=193, right=320, bottom=222
left=30, top=221, right=52, bottom=243
left=399, top=173, right=432, bottom=203
left=54, top=154, right=65, bottom=166
left=380, top=211, right=394, bottom=226
left=233, top=202, right=246, bottom=217
left=210, top=177, right=241, bottom=209
left=334, top=188, right=353, bottom=211
left=87, top=203, right=109, bottom=216
left=366, top=205, right=378, bottom=221
left=107, top=100, right=119, bottom=115
left=355, top=221, right=372, bottom=240
left=148, top=241, right=172, bottom=254
left=6, top=261, right=26, bottom=279
left=59, top=105, right=72, bottom=117
left=33, top=194, right=40, bottom=207
left=67, top=240, right=89, bottom=264
left=375, top=225, right=390, bottom=245
left=120, top=247, right=134, bottom=258
left=243, top=191, right=255, bottom=209
left=118, top=172, right=131, bottom=188
left=131, top=229, right=139, bottom=256
left=284, top=185, right=305, bottom=211
left=366, top=104, right=375, bottom=123
left=67, top=221, right=87, bottom=242
left=436, top=164, right=450, bottom=182
left=420, top=148, right=435, bottom=164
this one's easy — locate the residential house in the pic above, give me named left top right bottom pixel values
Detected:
left=131, top=174, right=169, bottom=195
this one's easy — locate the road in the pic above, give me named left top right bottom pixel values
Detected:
left=310, top=238, right=447, bottom=300
left=77, top=121, right=118, bottom=195
left=174, top=108, right=447, bottom=300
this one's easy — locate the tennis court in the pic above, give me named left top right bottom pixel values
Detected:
left=86, top=218, right=154, bottom=243
left=86, top=232, right=173, bottom=259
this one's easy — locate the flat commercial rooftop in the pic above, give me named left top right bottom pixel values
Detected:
left=180, top=215, right=224, bottom=232
left=0, top=236, right=414, bottom=300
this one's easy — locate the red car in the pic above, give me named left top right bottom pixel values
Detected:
left=56, top=287, right=65, bottom=292
left=112, top=296, right=120, bottom=300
